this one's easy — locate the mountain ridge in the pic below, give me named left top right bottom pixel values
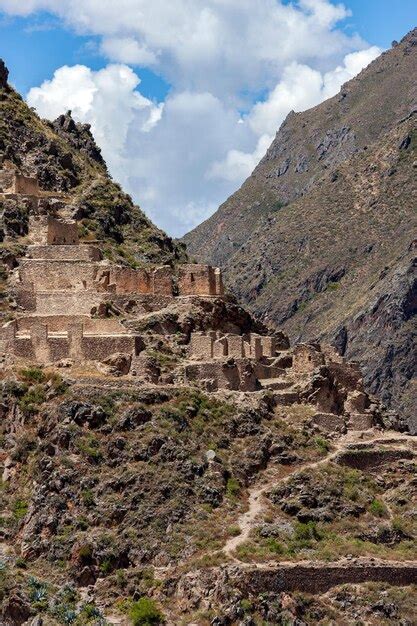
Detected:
left=183, top=28, right=417, bottom=429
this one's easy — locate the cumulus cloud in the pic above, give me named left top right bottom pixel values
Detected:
left=100, top=37, right=158, bottom=66
left=3, top=0, right=383, bottom=234
left=27, top=64, right=162, bottom=163
left=1, top=0, right=364, bottom=98
left=211, top=46, right=381, bottom=182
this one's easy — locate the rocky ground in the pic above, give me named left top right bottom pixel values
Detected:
left=0, top=359, right=416, bottom=624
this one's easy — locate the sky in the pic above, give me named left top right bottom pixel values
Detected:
left=0, top=1, right=416, bottom=237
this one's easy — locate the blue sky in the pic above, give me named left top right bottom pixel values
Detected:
left=0, top=1, right=415, bottom=235
left=2, top=1, right=415, bottom=97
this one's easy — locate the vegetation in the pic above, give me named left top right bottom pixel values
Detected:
left=129, top=597, right=164, bottom=626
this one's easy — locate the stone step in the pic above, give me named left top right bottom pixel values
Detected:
left=258, top=377, right=292, bottom=390
left=272, top=390, right=300, bottom=405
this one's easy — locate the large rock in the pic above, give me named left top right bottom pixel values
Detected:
left=0, top=58, right=9, bottom=88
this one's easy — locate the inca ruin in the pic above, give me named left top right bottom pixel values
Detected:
left=0, top=170, right=379, bottom=433
left=0, top=37, right=415, bottom=626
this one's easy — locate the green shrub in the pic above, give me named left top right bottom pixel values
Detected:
left=78, top=543, right=93, bottom=562
left=18, top=384, right=46, bottom=416
left=326, top=281, right=340, bottom=292
left=266, top=538, right=285, bottom=554
left=76, top=435, right=103, bottom=462
left=129, top=597, right=164, bottom=625
left=226, top=477, right=240, bottom=498
left=228, top=525, right=241, bottom=537
left=370, top=499, right=387, bottom=517
left=19, top=366, right=45, bottom=383
left=81, top=489, right=95, bottom=507
left=294, top=521, right=322, bottom=542
left=315, top=437, right=330, bottom=454
left=240, top=599, right=252, bottom=613
left=13, top=498, right=28, bottom=520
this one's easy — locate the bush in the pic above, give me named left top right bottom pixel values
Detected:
left=240, top=599, right=252, bottom=613
left=294, top=521, right=322, bottom=542
left=19, top=366, right=45, bottom=383
left=226, top=477, right=240, bottom=498
left=129, top=597, right=164, bottom=625
left=315, top=437, right=330, bottom=454
left=13, top=498, right=28, bottom=520
left=18, top=385, right=46, bottom=416
left=370, top=499, right=387, bottom=517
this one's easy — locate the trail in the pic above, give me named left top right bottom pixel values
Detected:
left=223, top=430, right=415, bottom=561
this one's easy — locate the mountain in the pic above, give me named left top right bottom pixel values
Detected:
left=183, top=29, right=417, bottom=430
left=0, top=60, right=416, bottom=626
left=0, top=59, right=186, bottom=267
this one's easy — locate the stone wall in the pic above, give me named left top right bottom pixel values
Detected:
left=189, top=332, right=285, bottom=361
left=237, top=562, right=417, bottom=595
left=16, top=315, right=127, bottom=335
left=29, top=215, right=79, bottom=246
left=185, top=359, right=257, bottom=392
left=0, top=170, right=39, bottom=195
left=27, top=244, right=102, bottom=262
left=335, top=448, right=413, bottom=470
left=19, top=259, right=101, bottom=292
left=292, top=344, right=325, bottom=372
left=32, top=291, right=104, bottom=316
left=1, top=321, right=141, bottom=365
left=178, top=264, right=224, bottom=296
left=0, top=169, right=14, bottom=192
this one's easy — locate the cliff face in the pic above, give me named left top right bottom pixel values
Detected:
left=183, top=29, right=417, bottom=429
left=0, top=63, right=186, bottom=266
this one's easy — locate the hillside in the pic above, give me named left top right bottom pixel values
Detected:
left=183, top=29, right=417, bottom=429
left=0, top=59, right=186, bottom=267
left=0, top=59, right=415, bottom=626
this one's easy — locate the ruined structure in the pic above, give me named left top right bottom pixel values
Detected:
left=0, top=171, right=224, bottom=371
left=0, top=171, right=378, bottom=432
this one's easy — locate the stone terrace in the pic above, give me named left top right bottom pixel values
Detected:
left=0, top=171, right=224, bottom=370
left=0, top=170, right=378, bottom=431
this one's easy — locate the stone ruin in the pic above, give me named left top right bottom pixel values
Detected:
left=0, top=170, right=377, bottom=432
left=0, top=169, right=39, bottom=196
left=0, top=170, right=224, bottom=372
left=185, top=333, right=375, bottom=431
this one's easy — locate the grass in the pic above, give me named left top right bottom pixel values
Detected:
left=12, top=498, right=28, bottom=520
left=315, top=436, right=331, bottom=454
left=19, top=366, right=45, bottom=384
left=76, top=434, right=103, bottom=462
left=226, top=477, right=241, bottom=499
left=18, top=385, right=46, bottom=416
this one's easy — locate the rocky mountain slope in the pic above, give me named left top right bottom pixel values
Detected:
left=0, top=59, right=186, bottom=267
left=183, top=29, right=417, bottom=430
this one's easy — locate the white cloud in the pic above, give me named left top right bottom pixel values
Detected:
left=1, top=0, right=364, bottom=98
left=3, top=1, right=383, bottom=234
left=27, top=64, right=161, bottom=162
left=101, top=37, right=157, bottom=66
left=208, top=134, right=273, bottom=183
left=211, top=46, right=381, bottom=182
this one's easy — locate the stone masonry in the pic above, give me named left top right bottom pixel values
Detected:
left=0, top=171, right=378, bottom=431
left=0, top=171, right=226, bottom=371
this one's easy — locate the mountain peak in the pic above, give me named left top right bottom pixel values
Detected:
left=0, top=58, right=9, bottom=88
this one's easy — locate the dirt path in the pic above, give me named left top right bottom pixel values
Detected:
left=223, top=430, right=415, bottom=561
